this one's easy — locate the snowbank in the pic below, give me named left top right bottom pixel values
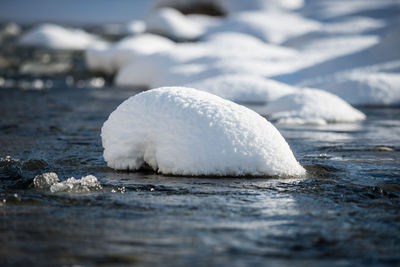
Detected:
left=85, top=33, right=175, bottom=74
left=261, top=89, right=366, bottom=125
left=18, top=23, right=106, bottom=50
left=145, top=8, right=204, bottom=41
left=101, top=87, right=305, bottom=176
left=184, top=74, right=297, bottom=104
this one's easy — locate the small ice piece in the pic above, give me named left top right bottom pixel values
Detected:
left=18, top=23, right=106, bottom=50
left=185, top=74, right=297, bottom=105
left=145, top=8, right=204, bottom=41
left=261, top=89, right=366, bottom=125
left=33, top=173, right=102, bottom=193
left=101, top=87, right=305, bottom=176
left=49, top=175, right=102, bottom=193
left=33, top=172, right=59, bottom=190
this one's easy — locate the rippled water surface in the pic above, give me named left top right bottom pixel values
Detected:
left=1, top=83, right=399, bottom=266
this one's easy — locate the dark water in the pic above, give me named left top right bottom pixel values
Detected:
left=1, top=24, right=400, bottom=266
left=1, top=85, right=400, bottom=266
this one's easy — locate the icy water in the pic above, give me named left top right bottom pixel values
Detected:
left=1, top=84, right=400, bottom=266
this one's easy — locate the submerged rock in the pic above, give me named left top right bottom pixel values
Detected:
left=101, top=87, right=305, bottom=176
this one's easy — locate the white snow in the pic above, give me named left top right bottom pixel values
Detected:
left=33, top=173, right=102, bottom=193
left=260, top=89, right=366, bottom=125
left=206, top=11, right=321, bottom=44
left=184, top=74, right=297, bottom=104
left=101, top=87, right=305, bottom=176
left=114, top=34, right=299, bottom=88
left=308, top=71, right=400, bottom=106
left=145, top=7, right=204, bottom=41
left=18, top=24, right=106, bottom=50
left=85, top=33, right=175, bottom=74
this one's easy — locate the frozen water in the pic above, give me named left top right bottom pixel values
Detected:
left=33, top=173, right=102, bottom=193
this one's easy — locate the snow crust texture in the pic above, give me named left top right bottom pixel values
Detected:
left=101, top=87, right=305, bottom=177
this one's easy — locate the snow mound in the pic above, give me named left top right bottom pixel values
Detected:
left=145, top=7, right=204, bottom=41
left=85, top=33, right=175, bottom=74
left=33, top=173, right=102, bottom=193
left=315, top=71, right=400, bottom=106
left=18, top=23, right=106, bottom=50
left=185, top=74, right=297, bottom=104
left=101, top=87, right=305, bottom=176
left=262, top=89, right=366, bottom=125
left=206, top=11, right=321, bottom=44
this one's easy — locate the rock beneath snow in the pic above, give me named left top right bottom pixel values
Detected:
left=101, top=87, right=305, bottom=176
left=185, top=74, right=297, bottom=104
left=260, top=89, right=366, bottom=125
left=145, top=7, right=204, bottom=41
left=18, top=23, right=106, bottom=50
left=85, top=33, right=175, bottom=74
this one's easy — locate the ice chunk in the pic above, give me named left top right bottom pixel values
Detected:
left=145, top=8, right=204, bottom=41
left=33, top=173, right=102, bottom=193
left=185, top=74, right=297, bottom=104
left=49, top=175, right=102, bottom=193
left=33, top=172, right=59, bottom=190
left=101, top=87, right=305, bottom=176
left=260, top=89, right=366, bottom=125
left=18, top=23, right=106, bottom=50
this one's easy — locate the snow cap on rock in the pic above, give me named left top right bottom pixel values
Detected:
left=101, top=87, right=305, bottom=176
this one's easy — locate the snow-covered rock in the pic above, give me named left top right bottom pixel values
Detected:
left=312, top=71, right=400, bottom=106
left=18, top=23, right=106, bottom=50
left=184, top=74, right=297, bottom=104
left=85, top=33, right=175, bottom=74
left=101, top=87, right=305, bottom=176
left=261, top=89, right=366, bottom=125
left=145, top=7, right=204, bottom=41
left=206, top=11, right=321, bottom=44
